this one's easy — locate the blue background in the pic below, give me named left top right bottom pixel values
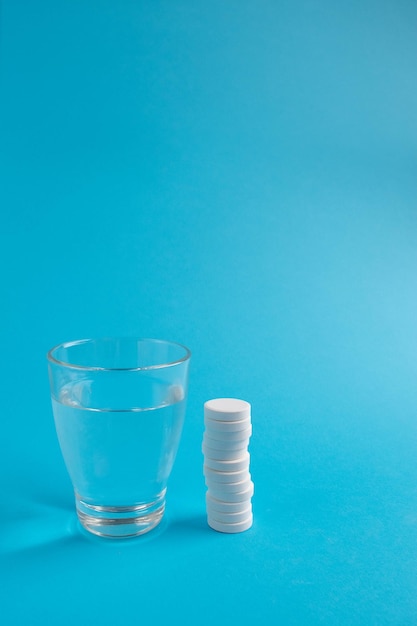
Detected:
left=1, top=1, right=416, bottom=623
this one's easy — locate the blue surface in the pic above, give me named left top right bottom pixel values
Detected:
left=1, top=1, right=417, bottom=623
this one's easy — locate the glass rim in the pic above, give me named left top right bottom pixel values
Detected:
left=46, top=337, right=191, bottom=372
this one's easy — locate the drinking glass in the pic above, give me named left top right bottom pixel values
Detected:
left=47, top=338, right=191, bottom=538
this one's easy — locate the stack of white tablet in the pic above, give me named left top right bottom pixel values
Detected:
left=202, top=398, right=253, bottom=533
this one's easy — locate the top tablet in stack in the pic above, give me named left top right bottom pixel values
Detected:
left=203, top=398, right=253, bottom=533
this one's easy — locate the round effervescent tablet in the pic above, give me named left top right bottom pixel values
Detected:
left=204, top=424, right=252, bottom=442
left=206, top=493, right=252, bottom=513
left=204, top=454, right=250, bottom=472
left=205, top=478, right=252, bottom=494
left=204, top=416, right=251, bottom=433
left=204, top=453, right=250, bottom=472
left=204, top=466, right=250, bottom=484
left=207, top=513, right=253, bottom=534
left=208, top=481, right=254, bottom=502
left=203, top=435, right=250, bottom=452
left=202, top=443, right=248, bottom=461
left=207, top=502, right=252, bottom=521
left=204, top=398, right=251, bottom=422
left=205, top=475, right=252, bottom=493
left=207, top=505, right=253, bottom=524
left=167, top=384, right=185, bottom=403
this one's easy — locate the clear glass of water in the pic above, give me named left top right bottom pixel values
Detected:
left=47, top=338, right=191, bottom=538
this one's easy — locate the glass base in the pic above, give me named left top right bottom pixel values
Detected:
left=75, top=490, right=166, bottom=538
